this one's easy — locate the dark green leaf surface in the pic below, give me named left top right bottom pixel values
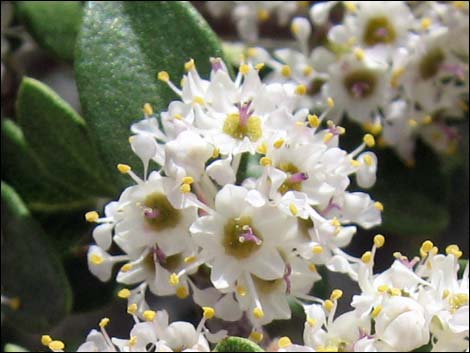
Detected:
left=75, top=1, right=225, bottom=190
left=1, top=119, right=94, bottom=212
left=16, top=77, right=114, bottom=197
left=16, top=1, right=82, bottom=61
left=213, top=337, right=265, bottom=352
left=1, top=182, right=72, bottom=332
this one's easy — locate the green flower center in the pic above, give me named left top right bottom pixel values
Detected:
left=298, top=217, right=314, bottom=240
left=223, top=113, right=262, bottom=142
left=253, top=275, right=284, bottom=295
left=363, top=16, right=397, bottom=46
left=419, top=48, right=445, bottom=80
left=143, top=251, right=182, bottom=273
left=343, top=69, right=377, bottom=99
left=277, top=163, right=304, bottom=195
left=143, top=192, right=181, bottom=231
left=223, top=216, right=263, bottom=259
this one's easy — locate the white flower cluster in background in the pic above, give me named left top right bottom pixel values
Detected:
left=278, top=242, right=468, bottom=352
left=245, top=1, right=469, bottom=164
left=85, top=57, right=383, bottom=337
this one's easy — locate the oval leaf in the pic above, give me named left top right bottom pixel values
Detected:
left=213, top=337, right=265, bottom=352
left=1, top=182, right=72, bottom=332
left=15, top=1, right=82, bottom=61
left=75, top=1, right=225, bottom=189
left=16, top=77, right=114, bottom=197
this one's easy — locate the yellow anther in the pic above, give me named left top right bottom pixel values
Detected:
left=249, top=331, right=264, bottom=343
left=257, top=8, right=270, bottom=21
left=41, top=335, right=53, bottom=346
left=307, top=318, right=317, bottom=326
left=296, top=121, right=306, bottom=127
left=256, top=141, right=268, bottom=155
left=239, top=64, right=251, bottom=75
left=90, top=254, right=104, bottom=265
left=374, top=202, right=384, bottom=211
left=308, top=263, right=318, bottom=272
left=363, top=134, right=375, bottom=147
left=308, top=114, right=320, bottom=128
left=354, top=48, right=365, bottom=61
left=430, top=246, right=439, bottom=255
left=143, top=103, right=153, bottom=116
left=327, top=97, right=335, bottom=109
left=120, top=263, right=133, bottom=273
left=158, top=71, right=170, bottom=82
left=273, top=139, right=285, bottom=149
left=408, top=119, right=418, bottom=127
left=363, top=154, right=374, bottom=166
left=278, top=337, right=292, bottom=348
left=255, top=63, right=265, bottom=71
left=184, top=59, right=195, bottom=71
left=361, top=251, right=373, bottom=264
left=281, top=65, right=292, bottom=78
left=337, top=126, right=346, bottom=135
left=450, top=293, right=469, bottom=309
left=446, top=244, right=463, bottom=258
left=169, top=273, right=180, bottom=286
left=351, top=159, right=361, bottom=167
left=421, top=18, right=432, bottom=30
left=176, top=286, right=189, bottom=299
left=182, top=176, right=194, bottom=185
left=85, top=211, right=99, bottom=223
left=291, top=22, right=300, bottom=35
left=295, top=84, right=307, bottom=96
left=312, top=245, right=324, bottom=255
left=374, top=234, right=385, bottom=248
left=184, top=255, right=196, bottom=264
left=129, top=336, right=137, bottom=347
left=127, top=303, right=138, bottom=314
left=323, top=299, right=335, bottom=312
left=203, top=306, right=215, bottom=319
left=303, top=65, right=314, bottom=76
left=330, top=289, right=343, bottom=301
left=377, top=284, right=389, bottom=293
left=389, top=287, right=402, bottom=296
left=193, top=96, right=205, bottom=105
left=393, top=251, right=403, bottom=259
left=453, top=1, right=466, bottom=9
left=390, top=67, right=405, bottom=88
left=180, top=183, right=191, bottom=193
left=118, top=288, right=131, bottom=299
left=289, top=203, right=299, bottom=216
left=99, top=317, right=110, bottom=328
left=117, top=163, right=131, bottom=174
left=442, top=289, right=451, bottom=299
left=49, top=341, right=65, bottom=351
left=236, top=285, right=247, bottom=297
left=422, top=115, right=432, bottom=125
left=372, top=305, right=382, bottom=318
left=323, top=132, right=334, bottom=144
left=212, top=147, right=220, bottom=158
left=260, top=157, right=273, bottom=167
left=344, top=1, right=357, bottom=12
left=246, top=47, right=258, bottom=58
left=421, top=240, right=434, bottom=253
left=253, top=307, right=264, bottom=319
left=370, top=123, right=382, bottom=135
left=331, top=218, right=341, bottom=228
left=143, top=310, right=156, bottom=322
left=174, top=113, right=184, bottom=120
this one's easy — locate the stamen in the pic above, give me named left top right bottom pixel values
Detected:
left=288, top=172, right=309, bottom=183
left=238, top=225, right=262, bottom=245
left=238, top=101, right=253, bottom=128
left=144, top=207, right=160, bottom=219
left=154, top=246, right=167, bottom=265
left=210, top=57, right=223, bottom=72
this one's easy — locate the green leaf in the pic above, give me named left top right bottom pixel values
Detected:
left=3, top=344, right=29, bottom=352
left=16, top=77, right=114, bottom=197
left=213, top=337, right=264, bottom=352
left=15, top=1, right=82, bottom=61
left=1, top=182, right=72, bottom=332
left=1, top=119, right=95, bottom=212
left=75, top=1, right=226, bottom=190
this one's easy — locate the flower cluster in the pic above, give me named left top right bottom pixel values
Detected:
left=85, top=58, right=383, bottom=335
left=247, top=1, right=469, bottom=163
left=277, top=242, right=468, bottom=352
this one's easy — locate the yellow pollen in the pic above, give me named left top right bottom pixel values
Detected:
left=48, top=341, right=65, bottom=351
left=143, top=310, right=156, bottom=322
left=246, top=47, right=258, bottom=58
left=180, top=183, right=191, bottom=193
left=363, top=134, right=375, bottom=147
left=450, top=293, right=469, bottom=309
left=374, top=234, right=385, bottom=248
left=323, top=299, right=335, bottom=312
left=330, top=289, right=343, bottom=301
left=249, top=331, right=264, bottom=343
left=193, top=96, right=205, bottom=105
left=421, top=240, right=434, bottom=253
left=203, top=306, right=216, bottom=319
left=184, top=255, right=196, bottom=264
left=120, top=263, right=133, bottom=273
left=331, top=218, right=341, bottom=228
left=295, top=121, right=306, bottom=127
left=239, top=64, right=251, bottom=75
left=377, top=284, right=389, bottom=293
left=313, top=245, right=324, bottom=254
left=182, top=176, right=194, bottom=185
left=255, top=63, right=265, bottom=71
left=85, top=211, right=99, bottom=223
left=260, top=157, right=273, bottom=167
left=372, top=305, right=382, bottom=318
left=237, top=285, right=248, bottom=296
left=442, top=289, right=450, bottom=299
left=169, top=273, right=180, bottom=286
left=363, top=154, right=374, bottom=166
left=295, top=84, right=307, bottom=96
left=212, top=147, right=220, bottom=158
left=422, top=115, right=433, bottom=124
left=430, top=246, right=439, bottom=255
left=323, top=132, right=334, bottom=144
left=129, top=336, right=137, bottom=347
left=289, top=203, right=299, bottom=216
left=157, top=71, right=169, bottom=82
left=408, top=119, right=418, bottom=127
left=174, top=113, right=184, bottom=120
left=127, top=303, right=138, bottom=314
left=344, top=1, right=357, bottom=12
left=253, top=307, right=264, bottom=319
left=291, top=22, right=300, bottom=35
left=308, top=263, right=318, bottom=272
left=256, top=141, right=268, bottom=155
left=41, top=335, right=53, bottom=346
left=176, top=286, right=189, bottom=299
left=143, top=103, right=153, bottom=116
left=361, top=251, right=373, bottom=264
left=90, top=254, right=103, bottom=265
left=307, top=318, right=317, bottom=326
left=99, top=317, right=110, bottom=328
left=391, top=67, right=405, bottom=88
left=303, top=66, right=314, bottom=76
left=446, top=244, right=463, bottom=258
left=117, top=163, right=131, bottom=174
left=257, top=8, right=270, bottom=21
left=351, top=159, right=361, bottom=167
left=278, top=337, right=292, bottom=349
left=327, top=97, right=335, bottom=108
left=354, top=48, right=365, bottom=61
left=374, top=201, right=384, bottom=211
left=337, top=126, right=346, bottom=135
left=308, top=114, right=320, bottom=128
left=281, top=65, right=292, bottom=78
left=389, top=287, right=402, bottom=296
left=118, top=288, right=131, bottom=299
left=184, top=59, right=195, bottom=71
left=421, top=18, right=432, bottom=30
left=273, top=139, right=285, bottom=149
